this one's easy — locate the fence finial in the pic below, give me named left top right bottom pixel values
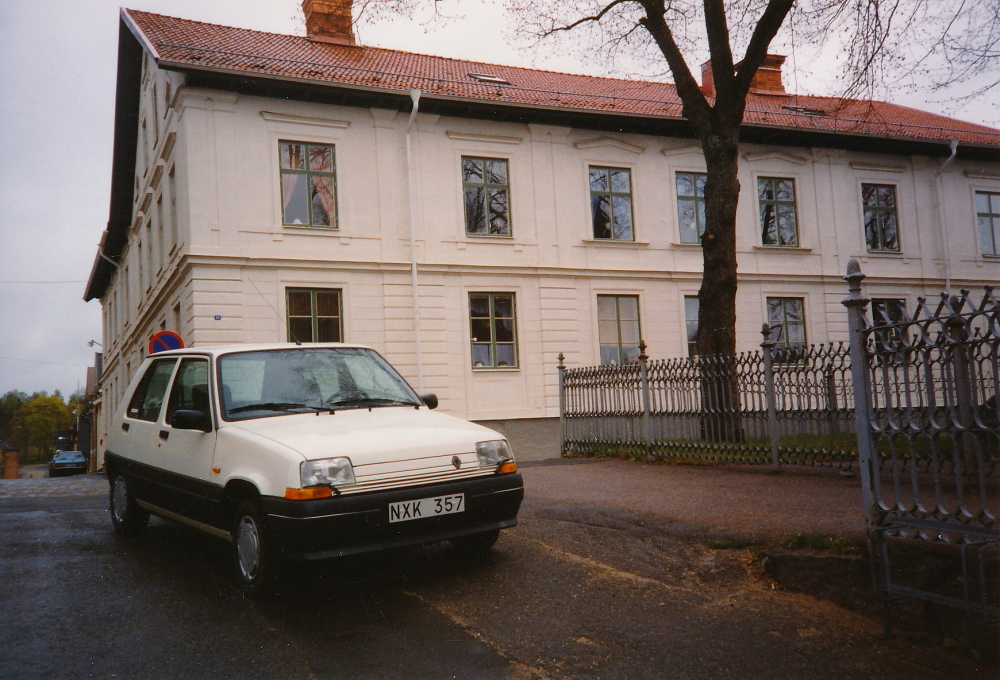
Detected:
left=638, top=339, right=648, bottom=362
left=842, top=258, right=869, bottom=309
left=557, top=352, right=565, bottom=370
left=760, top=323, right=774, bottom=348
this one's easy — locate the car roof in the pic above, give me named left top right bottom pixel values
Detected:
left=144, top=342, right=375, bottom=360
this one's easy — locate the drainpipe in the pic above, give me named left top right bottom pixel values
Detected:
left=405, top=89, right=424, bottom=392
left=934, top=140, right=959, bottom=292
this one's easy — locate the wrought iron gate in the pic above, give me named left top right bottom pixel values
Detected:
left=843, top=259, right=999, bottom=623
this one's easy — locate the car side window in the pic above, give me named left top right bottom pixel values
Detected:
left=165, top=358, right=211, bottom=424
left=127, top=359, right=178, bottom=421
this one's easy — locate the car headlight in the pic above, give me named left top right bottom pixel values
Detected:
left=476, top=440, right=513, bottom=467
left=300, top=457, right=356, bottom=488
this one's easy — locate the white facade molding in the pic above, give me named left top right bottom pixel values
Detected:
left=743, top=151, right=808, bottom=165
left=159, top=131, right=176, bottom=161
left=527, top=124, right=572, bottom=143
left=660, top=143, right=702, bottom=157
left=849, top=161, right=907, bottom=173
left=260, top=111, right=351, bottom=129
left=964, top=170, right=1000, bottom=180
left=446, top=130, right=523, bottom=145
left=575, top=137, right=645, bottom=154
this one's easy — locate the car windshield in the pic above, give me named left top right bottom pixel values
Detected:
left=218, top=347, right=422, bottom=421
left=54, top=452, right=84, bottom=461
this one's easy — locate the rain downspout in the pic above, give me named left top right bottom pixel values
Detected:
left=405, top=89, right=424, bottom=392
left=934, top=140, right=959, bottom=292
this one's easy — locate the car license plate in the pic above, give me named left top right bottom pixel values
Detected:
left=388, top=493, right=464, bottom=523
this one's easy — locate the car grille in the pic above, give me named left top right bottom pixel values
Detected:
left=342, top=451, right=492, bottom=495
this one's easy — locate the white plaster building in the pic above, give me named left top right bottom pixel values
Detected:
left=85, top=5, right=1000, bottom=463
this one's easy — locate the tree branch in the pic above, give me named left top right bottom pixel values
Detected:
left=702, top=0, right=736, bottom=101
left=733, top=0, right=795, bottom=99
left=540, top=0, right=636, bottom=37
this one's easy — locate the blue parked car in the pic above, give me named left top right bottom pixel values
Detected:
left=49, top=451, right=87, bottom=477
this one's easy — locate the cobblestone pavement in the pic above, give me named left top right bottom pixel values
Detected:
left=0, top=474, right=106, bottom=499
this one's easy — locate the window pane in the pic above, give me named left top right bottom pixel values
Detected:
left=486, top=159, right=507, bottom=185
left=289, top=317, right=312, bottom=343
left=488, top=188, right=509, bottom=234
left=877, top=186, right=895, bottom=207
left=494, top=318, right=515, bottom=342
left=310, top=176, right=335, bottom=227
left=610, top=168, right=630, bottom=193
left=618, top=296, right=638, bottom=320
left=758, top=179, right=773, bottom=201
left=598, top=319, right=618, bottom=344
left=464, top=187, right=486, bottom=233
left=600, top=345, right=619, bottom=364
left=678, top=200, right=698, bottom=243
left=288, top=291, right=312, bottom=317
left=316, top=318, right=341, bottom=343
left=612, top=196, right=633, bottom=241
left=592, top=195, right=612, bottom=239
left=864, top=210, right=879, bottom=250
left=281, top=174, right=309, bottom=225
left=620, top=318, right=639, bottom=344
left=308, top=145, right=333, bottom=172
left=280, top=143, right=304, bottom=170
left=862, top=185, right=877, bottom=207
left=590, top=167, right=608, bottom=191
left=470, top=318, right=491, bottom=342
left=675, top=173, right=693, bottom=197
left=991, top=193, right=1000, bottom=213
left=495, top=344, right=515, bottom=367
left=621, top=343, right=640, bottom=362
left=975, top=192, right=990, bottom=213
left=776, top=179, right=794, bottom=201
left=596, top=296, right=617, bottom=320
left=784, top=299, right=804, bottom=323
left=472, top=343, right=492, bottom=367
left=766, top=298, right=783, bottom=325
left=882, top=213, right=898, bottom=250
left=694, top=174, right=707, bottom=196
left=462, top=158, right=483, bottom=183
left=469, top=296, right=490, bottom=317
left=761, top=205, right=777, bottom=244
left=778, top=205, right=797, bottom=246
left=316, top=291, right=339, bottom=317
left=493, top=295, right=513, bottom=318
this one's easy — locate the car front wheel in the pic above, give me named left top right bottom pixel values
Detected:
left=232, top=502, right=278, bottom=597
left=110, top=474, right=149, bottom=536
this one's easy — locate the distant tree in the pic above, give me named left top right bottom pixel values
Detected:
left=0, top=390, right=29, bottom=445
left=11, top=396, right=74, bottom=458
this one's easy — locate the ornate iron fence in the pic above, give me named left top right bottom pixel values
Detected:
left=844, top=260, right=999, bottom=623
left=559, top=333, right=856, bottom=469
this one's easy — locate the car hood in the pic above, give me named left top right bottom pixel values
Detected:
left=224, top=407, right=503, bottom=464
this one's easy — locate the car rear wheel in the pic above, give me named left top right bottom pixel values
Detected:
left=232, top=502, right=279, bottom=597
left=450, top=528, right=501, bottom=555
left=110, top=474, right=149, bottom=536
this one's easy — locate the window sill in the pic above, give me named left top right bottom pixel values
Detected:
left=862, top=251, right=905, bottom=258
left=581, top=239, right=649, bottom=246
left=670, top=242, right=702, bottom=249
left=464, top=234, right=514, bottom=240
left=283, top=225, right=340, bottom=233
left=753, top=245, right=813, bottom=253
left=471, top=367, right=520, bottom=372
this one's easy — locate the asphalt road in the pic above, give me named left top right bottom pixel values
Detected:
left=0, top=465, right=987, bottom=679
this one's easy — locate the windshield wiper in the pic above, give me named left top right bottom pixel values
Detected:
left=325, top=397, right=420, bottom=409
left=227, top=402, right=319, bottom=415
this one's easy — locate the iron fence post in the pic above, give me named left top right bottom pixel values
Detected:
left=760, top=324, right=782, bottom=472
left=558, top=352, right=566, bottom=457
left=638, top=340, right=653, bottom=462
left=842, top=259, right=878, bottom=533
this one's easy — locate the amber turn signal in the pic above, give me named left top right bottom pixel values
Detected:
left=284, top=486, right=333, bottom=500
left=498, top=460, right=518, bottom=474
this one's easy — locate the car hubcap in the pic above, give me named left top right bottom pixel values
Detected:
left=236, top=517, right=260, bottom=581
left=112, top=478, right=128, bottom=523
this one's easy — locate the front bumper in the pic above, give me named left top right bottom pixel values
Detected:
left=261, top=472, right=523, bottom=560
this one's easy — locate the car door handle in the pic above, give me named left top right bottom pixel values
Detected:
left=121, top=423, right=130, bottom=432
left=159, top=430, right=169, bottom=441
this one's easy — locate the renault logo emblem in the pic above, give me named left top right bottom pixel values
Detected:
left=452, top=456, right=462, bottom=469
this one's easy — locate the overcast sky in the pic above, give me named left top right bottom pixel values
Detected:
left=0, top=0, right=996, bottom=399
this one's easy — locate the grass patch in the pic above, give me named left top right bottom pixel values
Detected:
left=705, top=538, right=736, bottom=550
left=775, top=533, right=861, bottom=554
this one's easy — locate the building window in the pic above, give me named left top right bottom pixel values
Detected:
left=469, top=293, right=517, bottom=368
left=862, top=184, right=899, bottom=252
left=758, top=177, right=798, bottom=247
left=684, top=296, right=699, bottom=357
left=286, top=288, right=342, bottom=343
left=462, top=157, right=510, bottom=236
left=676, top=172, right=706, bottom=244
left=279, top=142, right=337, bottom=228
left=976, top=191, right=1000, bottom=256
left=766, top=297, right=806, bottom=360
left=597, top=295, right=641, bottom=364
left=871, top=298, right=907, bottom=360
left=590, top=166, right=634, bottom=241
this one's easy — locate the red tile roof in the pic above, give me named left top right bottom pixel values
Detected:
left=125, top=9, right=1000, bottom=148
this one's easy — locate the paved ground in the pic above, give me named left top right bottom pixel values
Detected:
left=2, top=460, right=992, bottom=679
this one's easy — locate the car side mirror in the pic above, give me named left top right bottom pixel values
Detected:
left=170, top=409, right=212, bottom=432
left=420, top=393, right=438, bottom=410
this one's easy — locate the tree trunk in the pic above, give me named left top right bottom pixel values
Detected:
left=697, top=129, right=743, bottom=443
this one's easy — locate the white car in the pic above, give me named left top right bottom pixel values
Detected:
left=105, top=343, right=523, bottom=595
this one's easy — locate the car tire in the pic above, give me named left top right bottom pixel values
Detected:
left=232, top=502, right=279, bottom=597
left=110, top=474, right=149, bottom=536
left=450, top=528, right=501, bottom=555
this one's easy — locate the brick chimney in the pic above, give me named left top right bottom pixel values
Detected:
left=700, top=54, right=787, bottom=96
left=302, top=0, right=356, bottom=46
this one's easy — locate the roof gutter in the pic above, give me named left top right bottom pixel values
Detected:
left=934, top=140, right=959, bottom=292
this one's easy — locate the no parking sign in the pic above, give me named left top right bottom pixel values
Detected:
left=148, top=331, right=185, bottom=354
